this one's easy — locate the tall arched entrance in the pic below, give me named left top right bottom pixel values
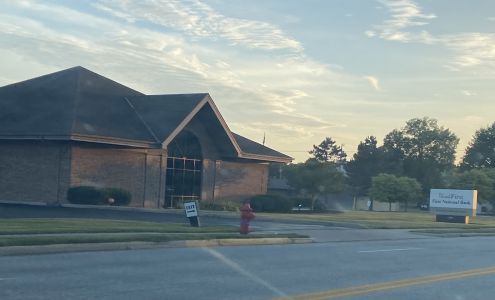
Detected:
left=165, top=131, right=202, bottom=208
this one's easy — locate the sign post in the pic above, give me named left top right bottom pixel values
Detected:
left=429, top=189, right=477, bottom=224
left=184, top=201, right=200, bottom=227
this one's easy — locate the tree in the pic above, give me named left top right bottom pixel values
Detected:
left=284, top=159, right=345, bottom=210
left=347, top=136, right=384, bottom=196
left=369, top=174, right=422, bottom=211
left=461, top=122, right=495, bottom=169
left=448, top=169, right=495, bottom=204
left=382, top=117, right=459, bottom=193
left=309, top=137, right=347, bottom=163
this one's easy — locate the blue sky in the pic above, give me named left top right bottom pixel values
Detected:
left=1, top=0, right=494, bottom=162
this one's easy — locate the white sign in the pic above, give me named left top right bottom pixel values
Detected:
left=430, top=189, right=477, bottom=210
left=184, top=201, right=198, bottom=217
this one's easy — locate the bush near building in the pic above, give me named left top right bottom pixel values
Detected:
left=67, top=186, right=105, bottom=205
left=67, top=186, right=131, bottom=206
left=101, top=188, right=132, bottom=206
left=249, top=195, right=325, bottom=213
left=250, top=194, right=292, bottom=213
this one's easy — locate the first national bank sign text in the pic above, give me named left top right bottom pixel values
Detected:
left=430, top=189, right=477, bottom=210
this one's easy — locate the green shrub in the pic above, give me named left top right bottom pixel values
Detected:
left=67, top=186, right=105, bottom=205
left=250, top=195, right=293, bottom=213
left=67, top=186, right=132, bottom=206
left=290, top=197, right=326, bottom=212
left=291, top=197, right=312, bottom=208
left=102, top=188, right=132, bottom=206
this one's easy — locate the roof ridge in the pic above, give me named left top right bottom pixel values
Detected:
left=124, top=97, right=160, bottom=144
left=77, top=66, right=145, bottom=96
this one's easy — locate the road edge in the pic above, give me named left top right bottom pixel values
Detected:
left=0, top=237, right=313, bottom=256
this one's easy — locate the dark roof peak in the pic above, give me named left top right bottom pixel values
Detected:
left=0, top=67, right=292, bottom=162
left=0, top=66, right=142, bottom=96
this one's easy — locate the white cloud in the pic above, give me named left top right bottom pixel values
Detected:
left=371, top=0, right=436, bottom=42
left=442, top=33, right=495, bottom=70
left=365, top=30, right=376, bottom=37
left=364, top=76, right=381, bottom=91
left=461, top=90, right=477, bottom=97
left=369, top=0, right=495, bottom=73
left=93, top=0, right=303, bottom=52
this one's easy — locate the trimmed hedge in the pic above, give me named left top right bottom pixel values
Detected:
left=291, top=197, right=326, bottom=212
left=67, top=186, right=105, bottom=205
left=250, top=195, right=293, bottom=213
left=102, top=188, right=132, bottom=206
left=249, top=195, right=326, bottom=213
left=67, top=186, right=132, bottom=206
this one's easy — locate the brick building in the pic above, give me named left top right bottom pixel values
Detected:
left=0, top=67, right=291, bottom=208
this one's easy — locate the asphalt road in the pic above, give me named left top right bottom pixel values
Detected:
left=2, top=235, right=495, bottom=300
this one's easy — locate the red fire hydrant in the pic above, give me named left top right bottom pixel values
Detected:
left=240, top=202, right=255, bottom=234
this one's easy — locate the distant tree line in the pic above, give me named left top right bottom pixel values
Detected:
left=272, top=117, right=495, bottom=210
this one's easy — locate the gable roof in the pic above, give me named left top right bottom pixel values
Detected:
left=0, top=67, right=292, bottom=163
left=127, top=93, right=207, bottom=143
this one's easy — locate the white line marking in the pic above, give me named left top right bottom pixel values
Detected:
left=358, top=247, right=423, bottom=253
left=203, top=248, right=287, bottom=297
left=0, top=278, right=15, bottom=281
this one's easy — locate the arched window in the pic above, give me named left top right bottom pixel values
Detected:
left=167, top=131, right=202, bottom=159
left=165, top=131, right=202, bottom=208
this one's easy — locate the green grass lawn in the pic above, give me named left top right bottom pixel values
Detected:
left=255, top=210, right=495, bottom=229
left=0, top=218, right=303, bottom=247
left=0, top=218, right=236, bottom=235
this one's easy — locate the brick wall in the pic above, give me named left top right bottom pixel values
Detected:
left=0, top=140, right=70, bottom=204
left=143, top=151, right=166, bottom=208
left=213, top=160, right=268, bottom=200
left=0, top=140, right=271, bottom=207
left=70, top=143, right=164, bottom=207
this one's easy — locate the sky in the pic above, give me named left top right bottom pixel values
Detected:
left=0, top=0, right=494, bottom=162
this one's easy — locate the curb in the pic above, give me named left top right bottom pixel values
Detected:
left=0, top=238, right=313, bottom=256
left=412, top=232, right=495, bottom=238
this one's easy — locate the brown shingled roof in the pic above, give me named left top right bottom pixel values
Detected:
left=0, top=66, right=292, bottom=162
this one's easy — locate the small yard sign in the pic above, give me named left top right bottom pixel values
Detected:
left=184, top=201, right=200, bottom=227
left=184, top=201, right=198, bottom=217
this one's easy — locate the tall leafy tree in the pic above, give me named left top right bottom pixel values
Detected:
left=382, top=117, right=459, bottom=193
left=461, top=122, right=495, bottom=169
left=448, top=169, right=495, bottom=204
left=284, top=159, right=345, bottom=210
left=347, top=136, right=384, bottom=196
left=309, top=137, right=347, bottom=163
